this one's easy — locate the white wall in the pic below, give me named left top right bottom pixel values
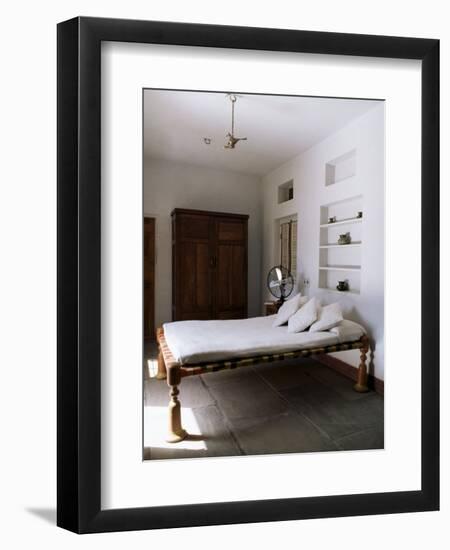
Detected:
left=262, top=104, right=385, bottom=379
left=144, top=157, right=262, bottom=327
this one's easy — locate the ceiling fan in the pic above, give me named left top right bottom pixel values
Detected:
left=224, top=94, right=247, bottom=149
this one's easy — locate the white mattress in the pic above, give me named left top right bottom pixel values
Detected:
left=163, top=315, right=365, bottom=365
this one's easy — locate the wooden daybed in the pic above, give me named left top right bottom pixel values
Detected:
left=156, top=326, right=370, bottom=443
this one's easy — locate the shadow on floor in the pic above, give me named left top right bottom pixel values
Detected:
left=26, top=507, right=56, bottom=525
left=144, top=344, right=384, bottom=460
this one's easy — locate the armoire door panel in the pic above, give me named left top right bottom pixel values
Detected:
left=217, top=244, right=232, bottom=311
left=178, top=241, right=211, bottom=317
left=178, top=242, right=196, bottom=310
left=231, top=244, right=246, bottom=309
left=179, top=215, right=210, bottom=241
left=195, top=242, right=211, bottom=310
left=217, top=220, right=245, bottom=242
left=216, top=243, right=246, bottom=317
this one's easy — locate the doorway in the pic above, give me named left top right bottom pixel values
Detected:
left=144, top=217, right=155, bottom=340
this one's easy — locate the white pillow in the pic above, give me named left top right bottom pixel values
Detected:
left=330, top=319, right=366, bottom=340
left=287, top=297, right=319, bottom=333
left=309, top=302, right=343, bottom=332
left=272, top=294, right=307, bottom=327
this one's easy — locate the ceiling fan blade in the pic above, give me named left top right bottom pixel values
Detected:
left=224, top=136, right=247, bottom=149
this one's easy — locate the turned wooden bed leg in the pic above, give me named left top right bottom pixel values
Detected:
left=156, top=347, right=167, bottom=380
left=166, top=366, right=187, bottom=443
left=354, top=336, right=369, bottom=393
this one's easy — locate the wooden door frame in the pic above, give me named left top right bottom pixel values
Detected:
left=143, top=216, right=156, bottom=341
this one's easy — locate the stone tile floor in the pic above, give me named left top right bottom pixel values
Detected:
left=143, top=343, right=384, bottom=460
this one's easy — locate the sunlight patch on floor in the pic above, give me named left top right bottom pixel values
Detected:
left=144, top=406, right=207, bottom=450
left=147, top=359, right=158, bottom=379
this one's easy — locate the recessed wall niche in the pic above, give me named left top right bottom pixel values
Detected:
left=277, top=179, right=294, bottom=204
left=325, top=149, right=356, bottom=186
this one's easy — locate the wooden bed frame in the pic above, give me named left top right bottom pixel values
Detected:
left=156, top=327, right=370, bottom=443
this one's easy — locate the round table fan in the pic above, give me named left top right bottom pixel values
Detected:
left=267, top=265, right=294, bottom=305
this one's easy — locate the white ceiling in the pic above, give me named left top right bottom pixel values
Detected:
left=143, top=90, right=380, bottom=177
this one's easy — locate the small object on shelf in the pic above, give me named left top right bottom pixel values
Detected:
left=328, top=216, right=336, bottom=223
left=336, top=280, right=349, bottom=291
left=357, top=211, right=363, bottom=218
left=338, top=232, right=352, bottom=245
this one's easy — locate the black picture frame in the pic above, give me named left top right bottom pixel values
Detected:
left=57, top=16, right=439, bottom=533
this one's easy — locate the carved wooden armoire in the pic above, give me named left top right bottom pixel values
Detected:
left=171, top=208, right=248, bottom=321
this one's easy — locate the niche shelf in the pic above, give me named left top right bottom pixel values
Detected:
left=318, top=195, right=363, bottom=295
left=320, top=216, right=362, bottom=228
left=319, top=265, right=361, bottom=272
left=325, top=149, right=356, bottom=186
left=319, top=241, right=362, bottom=249
left=320, top=287, right=360, bottom=296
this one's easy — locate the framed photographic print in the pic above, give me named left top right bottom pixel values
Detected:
left=57, top=17, right=439, bottom=533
